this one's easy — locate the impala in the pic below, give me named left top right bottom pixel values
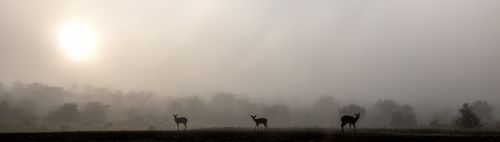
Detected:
left=340, top=113, right=360, bottom=133
left=173, top=114, right=188, bottom=131
left=250, top=115, right=268, bottom=131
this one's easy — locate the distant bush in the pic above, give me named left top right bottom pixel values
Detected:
left=470, top=100, right=494, bottom=123
left=45, top=103, right=80, bottom=123
left=369, top=99, right=418, bottom=128
left=80, top=101, right=110, bottom=123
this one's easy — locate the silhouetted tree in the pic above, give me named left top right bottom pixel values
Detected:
left=81, top=101, right=110, bottom=123
left=184, top=96, right=206, bottom=115
left=183, top=96, right=208, bottom=127
left=124, top=108, right=143, bottom=122
left=263, top=104, right=291, bottom=127
left=8, top=106, right=37, bottom=125
left=339, top=104, right=366, bottom=116
left=373, top=99, right=399, bottom=116
left=0, top=100, right=10, bottom=120
left=311, top=95, right=340, bottom=127
left=455, top=103, right=483, bottom=129
left=370, top=99, right=418, bottom=128
left=9, top=82, right=67, bottom=111
left=370, top=99, right=400, bottom=127
left=127, top=91, right=153, bottom=106
left=471, top=100, right=494, bottom=123
left=211, top=92, right=238, bottom=112
left=9, top=99, right=38, bottom=125
left=111, top=90, right=124, bottom=105
left=428, top=106, right=454, bottom=128
left=45, top=103, right=80, bottom=123
left=390, top=105, right=417, bottom=128
left=166, top=99, right=184, bottom=114
left=210, top=92, right=241, bottom=125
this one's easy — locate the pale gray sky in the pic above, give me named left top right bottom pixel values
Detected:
left=1, top=0, right=500, bottom=104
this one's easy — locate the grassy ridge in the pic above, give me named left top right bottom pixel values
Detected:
left=1, top=128, right=500, bottom=142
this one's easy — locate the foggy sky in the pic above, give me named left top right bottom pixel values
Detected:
left=1, top=0, right=500, bottom=105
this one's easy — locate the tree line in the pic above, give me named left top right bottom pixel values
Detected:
left=0, top=81, right=498, bottom=132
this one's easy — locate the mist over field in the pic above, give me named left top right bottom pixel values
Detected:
left=0, top=81, right=498, bottom=132
left=1, top=0, right=500, bottom=132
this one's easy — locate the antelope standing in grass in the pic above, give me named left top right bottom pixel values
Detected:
left=173, top=114, right=188, bottom=131
left=340, top=113, right=360, bottom=133
left=250, top=115, right=268, bottom=131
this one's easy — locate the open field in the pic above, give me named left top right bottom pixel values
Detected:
left=1, top=128, right=500, bottom=142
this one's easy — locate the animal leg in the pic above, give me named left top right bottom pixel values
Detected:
left=353, top=124, right=356, bottom=134
left=348, top=123, right=352, bottom=131
left=341, top=123, right=346, bottom=133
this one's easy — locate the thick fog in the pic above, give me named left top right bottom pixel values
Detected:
left=1, top=0, right=500, bottom=131
left=0, top=82, right=497, bottom=131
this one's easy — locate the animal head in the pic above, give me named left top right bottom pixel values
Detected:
left=250, top=115, right=256, bottom=119
left=173, top=114, right=178, bottom=118
left=354, top=113, right=360, bottom=118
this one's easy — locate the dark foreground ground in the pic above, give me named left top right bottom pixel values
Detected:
left=1, top=128, right=500, bottom=142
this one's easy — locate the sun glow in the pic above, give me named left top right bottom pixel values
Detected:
left=58, top=21, right=97, bottom=62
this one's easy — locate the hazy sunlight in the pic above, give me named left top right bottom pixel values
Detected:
left=58, top=21, right=96, bottom=62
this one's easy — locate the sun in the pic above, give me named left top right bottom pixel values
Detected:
left=58, top=21, right=97, bottom=62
